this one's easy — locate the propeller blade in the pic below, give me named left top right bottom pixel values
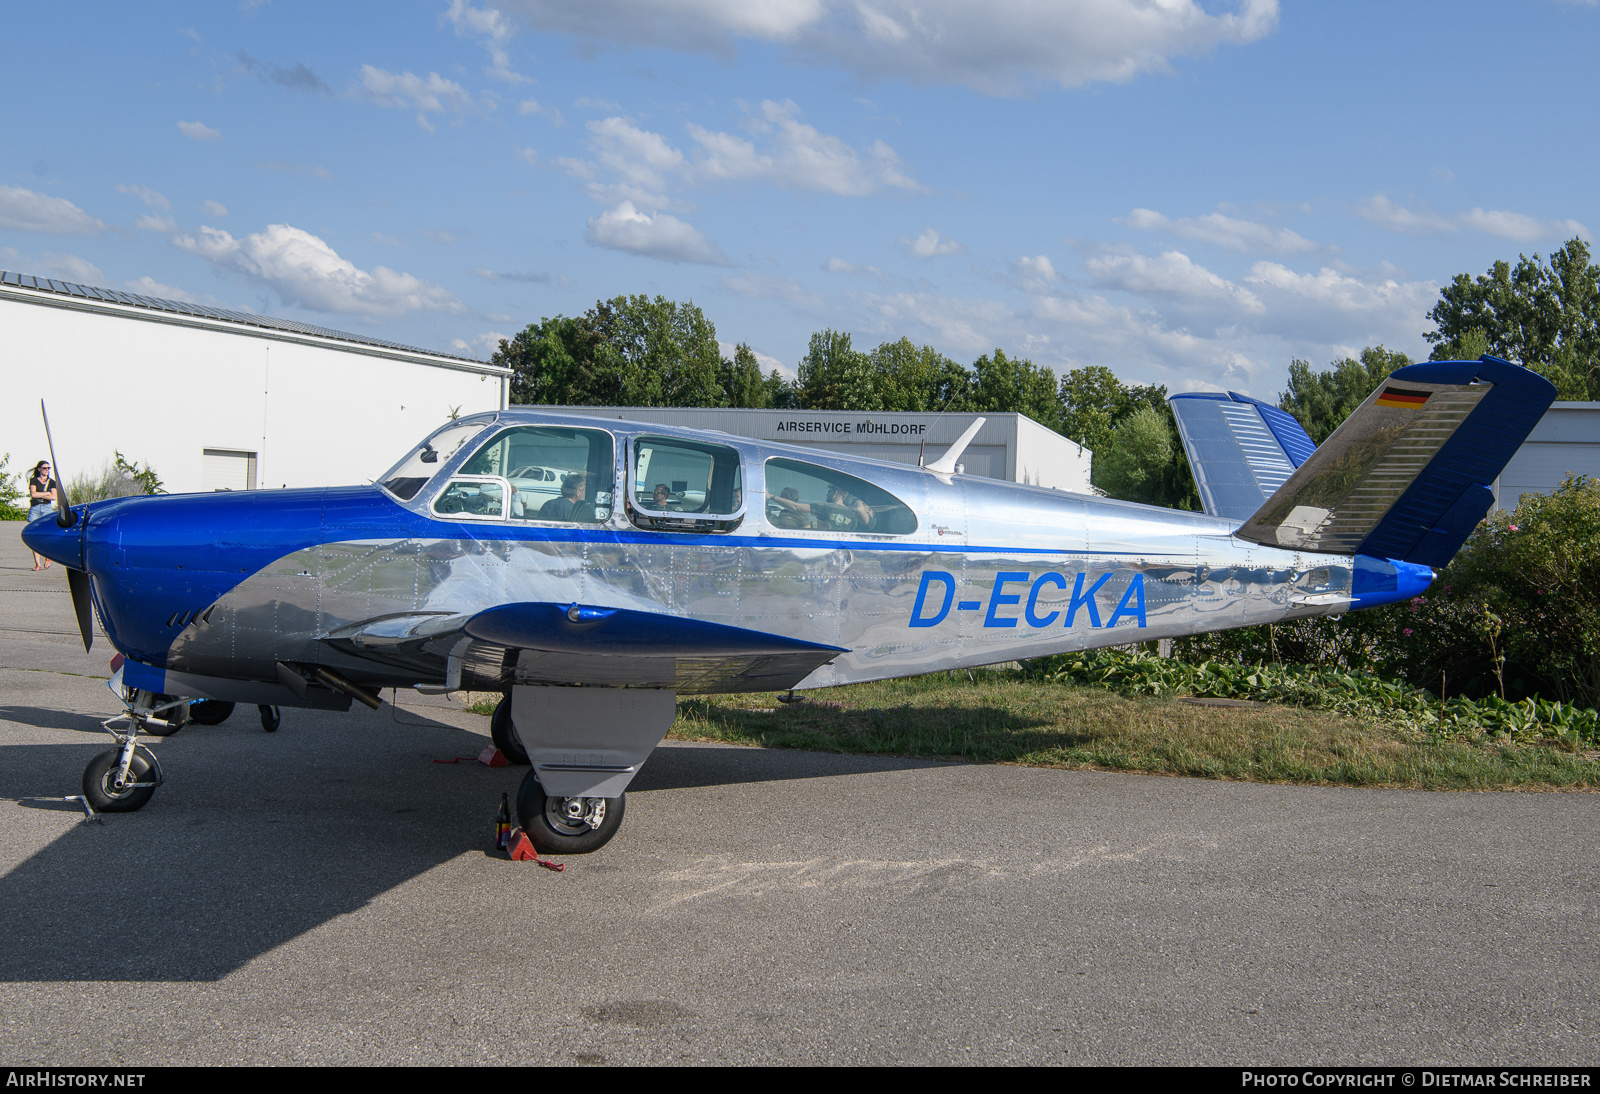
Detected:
left=39, top=400, right=77, bottom=529
left=65, top=567, right=95, bottom=653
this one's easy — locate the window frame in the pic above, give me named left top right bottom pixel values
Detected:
left=429, top=474, right=512, bottom=522
left=626, top=434, right=746, bottom=534
left=761, top=457, right=918, bottom=537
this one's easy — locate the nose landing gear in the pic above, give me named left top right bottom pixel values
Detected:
left=84, top=688, right=177, bottom=813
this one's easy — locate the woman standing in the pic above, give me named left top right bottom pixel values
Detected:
left=26, top=461, right=57, bottom=571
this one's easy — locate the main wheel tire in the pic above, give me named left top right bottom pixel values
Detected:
left=490, top=694, right=531, bottom=765
left=138, top=692, right=184, bottom=737
left=258, top=705, right=280, bottom=732
left=82, top=747, right=157, bottom=813
left=188, top=699, right=235, bottom=726
left=515, top=769, right=625, bottom=855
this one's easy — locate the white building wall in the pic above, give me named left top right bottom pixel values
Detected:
left=1493, top=402, right=1600, bottom=510
left=2, top=292, right=506, bottom=494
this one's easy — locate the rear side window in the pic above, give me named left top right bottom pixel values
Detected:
left=460, top=426, right=615, bottom=523
left=764, top=458, right=917, bottom=535
left=629, top=436, right=744, bottom=533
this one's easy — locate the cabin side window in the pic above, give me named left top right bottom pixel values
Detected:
left=628, top=436, right=744, bottom=533
left=455, top=426, right=615, bottom=523
left=764, top=458, right=917, bottom=535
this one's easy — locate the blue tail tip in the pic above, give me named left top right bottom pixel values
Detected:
left=1350, top=555, right=1434, bottom=610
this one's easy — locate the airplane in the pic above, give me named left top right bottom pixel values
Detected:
left=22, top=355, right=1556, bottom=855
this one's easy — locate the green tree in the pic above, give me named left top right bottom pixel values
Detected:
left=720, top=342, right=770, bottom=408
left=0, top=454, right=25, bottom=520
left=867, top=338, right=967, bottom=412
left=1425, top=238, right=1600, bottom=399
left=1277, top=345, right=1412, bottom=444
left=1091, top=406, right=1173, bottom=505
left=970, top=348, right=1062, bottom=432
left=495, top=295, right=726, bottom=407
left=795, top=329, right=877, bottom=410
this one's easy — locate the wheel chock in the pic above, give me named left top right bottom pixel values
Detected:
left=506, top=827, right=565, bottom=871
left=477, top=744, right=508, bottom=767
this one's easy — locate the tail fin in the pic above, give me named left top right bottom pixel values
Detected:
left=1170, top=391, right=1317, bottom=521
left=1229, top=356, right=1555, bottom=565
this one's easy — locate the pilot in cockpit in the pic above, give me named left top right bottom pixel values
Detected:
left=539, top=472, right=589, bottom=522
left=769, top=483, right=874, bottom=531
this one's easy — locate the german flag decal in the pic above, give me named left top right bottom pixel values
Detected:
left=1375, top=386, right=1430, bottom=409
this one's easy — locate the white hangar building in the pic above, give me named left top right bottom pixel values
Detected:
left=546, top=406, right=1094, bottom=493
left=1, top=271, right=509, bottom=495
left=1493, top=401, right=1600, bottom=510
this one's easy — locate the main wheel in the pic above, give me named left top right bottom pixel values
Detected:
left=137, top=692, right=184, bottom=737
left=258, top=705, right=280, bottom=732
left=82, top=747, right=157, bottom=813
left=188, top=700, right=235, bottom=726
left=490, top=694, right=531, bottom=765
left=515, top=769, right=625, bottom=855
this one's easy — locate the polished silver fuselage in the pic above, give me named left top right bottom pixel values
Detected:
left=144, top=411, right=1353, bottom=694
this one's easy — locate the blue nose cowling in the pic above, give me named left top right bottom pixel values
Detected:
left=21, top=509, right=85, bottom=570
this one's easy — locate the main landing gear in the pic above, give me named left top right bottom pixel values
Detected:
left=490, top=694, right=530, bottom=765
left=516, top=768, right=625, bottom=855
left=82, top=688, right=177, bottom=813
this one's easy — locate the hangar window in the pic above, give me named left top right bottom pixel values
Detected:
left=628, top=436, right=744, bottom=533
left=764, top=459, right=917, bottom=535
left=459, top=426, right=615, bottom=523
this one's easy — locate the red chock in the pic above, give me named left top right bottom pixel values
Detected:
left=506, top=827, right=565, bottom=871
left=477, top=745, right=508, bottom=767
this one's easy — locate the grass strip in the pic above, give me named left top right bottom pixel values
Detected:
left=471, top=672, right=1598, bottom=790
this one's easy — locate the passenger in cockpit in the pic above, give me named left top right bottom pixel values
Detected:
left=540, top=472, right=588, bottom=522
left=769, top=483, right=874, bottom=531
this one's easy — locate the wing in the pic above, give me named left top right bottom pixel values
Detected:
left=318, top=602, right=847, bottom=694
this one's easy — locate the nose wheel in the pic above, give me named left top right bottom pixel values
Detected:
left=85, top=688, right=175, bottom=813
left=515, top=769, right=625, bottom=854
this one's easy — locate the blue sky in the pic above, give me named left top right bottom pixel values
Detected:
left=3, top=1, right=1596, bottom=398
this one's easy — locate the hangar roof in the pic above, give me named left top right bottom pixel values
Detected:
left=0, top=269, right=479, bottom=364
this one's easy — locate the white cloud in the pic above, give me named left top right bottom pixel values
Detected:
left=1017, top=255, right=1058, bottom=282
left=115, top=184, right=171, bottom=210
left=492, top=0, right=1278, bottom=95
left=124, top=275, right=196, bottom=301
left=0, top=186, right=104, bottom=235
left=899, top=227, right=963, bottom=258
left=203, top=199, right=229, bottom=217
left=1086, top=249, right=1265, bottom=313
left=1354, top=194, right=1589, bottom=243
left=518, top=98, right=564, bottom=124
left=720, top=340, right=794, bottom=379
left=1458, top=207, right=1590, bottom=243
left=687, top=99, right=920, bottom=195
left=451, top=330, right=511, bottom=358
left=720, top=271, right=824, bottom=308
left=826, top=256, right=887, bottom=281
left=135, top=213, right=177, bottom=233
left=0, top=247, right=105, bottom=284
left=1120, top=207, right=1317, bottom=254
left=177, top=120, right=222, bottom=141
left=422, top=229, right=457, bottom=244
left=584, top=201, right=731, bottom=265
left=444, top=0, right=528, bottom=83
left=359, top=65, right=476, bottom=129
left=172, top=223, right=464, bottom=317
left=370, top=231, right=403, bottom=245
left=587, top=117, right=686, bottom=191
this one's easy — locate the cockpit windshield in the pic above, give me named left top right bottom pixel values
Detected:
left=378, top=420, right=489, bottom=501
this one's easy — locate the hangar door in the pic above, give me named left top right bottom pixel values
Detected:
left=202, top=449, right=258, bottom=491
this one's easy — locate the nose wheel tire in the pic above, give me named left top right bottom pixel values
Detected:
left=82, top=746, right=158, bottom=813
left=490, top=694, right=531, bottom=765
left=515, top=769, right=625, bottom=855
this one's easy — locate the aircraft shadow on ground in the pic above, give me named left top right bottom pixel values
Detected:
left=0, top=702, right=942, bottom=982
left=0, top=705, right=119, bottom=735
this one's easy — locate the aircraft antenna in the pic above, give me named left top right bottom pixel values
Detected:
left=925, top=416, right=986, bottom=475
